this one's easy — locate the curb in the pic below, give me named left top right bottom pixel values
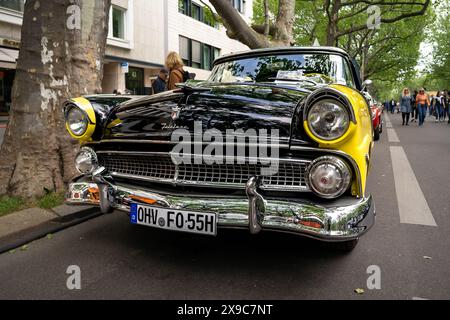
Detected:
left=0, top=207, right=102, bottom=254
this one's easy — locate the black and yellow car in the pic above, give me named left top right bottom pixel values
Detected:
left=63, top=47, right=375, bottom=251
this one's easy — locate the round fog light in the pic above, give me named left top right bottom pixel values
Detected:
left=75, top=147, right=98, bottom=174
left=306, top=156, right=351, bottom=198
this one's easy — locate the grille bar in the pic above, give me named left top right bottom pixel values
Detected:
left=97, top=151, right=310, bottom=191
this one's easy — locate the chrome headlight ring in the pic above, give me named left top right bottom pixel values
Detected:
left=66, top=105, right=89, bottom=136
left=306, top=155, right=352, bottom=199
left=303, top=88, right=356, bottom=141
left=63, top=101, right=96, bottom=138
left=75, top=147, right=99, bottom=175
left=307, top=99, right=350, bottom=140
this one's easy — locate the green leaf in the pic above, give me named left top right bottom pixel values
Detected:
left=354, top=288, right=365, bottom=294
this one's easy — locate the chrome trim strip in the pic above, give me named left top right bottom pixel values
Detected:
left=87, top=139, right=291, bottom=149
left=110, top=172, right=310, bottom=192
left=96, top=150, right=310, bottom=164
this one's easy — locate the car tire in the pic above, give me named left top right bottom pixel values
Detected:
left=335, top=239, right=359, bottom=252
left=323, top=239, right=359, bottom=252
left=374, top=126, right=380, bottom=141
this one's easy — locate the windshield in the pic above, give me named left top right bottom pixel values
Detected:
left=209, top=53, right=356, bottom=88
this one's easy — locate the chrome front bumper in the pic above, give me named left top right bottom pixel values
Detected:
left=65, top=176, right=375, bottom=242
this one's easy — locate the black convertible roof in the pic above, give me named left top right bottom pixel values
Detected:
left=214, top=46, right=351, bottom=65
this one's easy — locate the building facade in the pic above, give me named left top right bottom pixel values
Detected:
left=0, top=0, right=253, bottom=113
left=103, top=0, right=252, bottom=94
left=0, top=0, right=23, bottom=115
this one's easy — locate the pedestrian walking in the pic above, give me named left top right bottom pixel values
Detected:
left=416, top=88, right=430, bottom=126
left=165, top=51, right=190, bottom=90
left=383, top=100, right=390, bottom=113
left=429, top=95, right=436, bottom=117
left=434, top=91, right=444, bottom=122
left=152, top=68, right=168, bottom=94
left=443, top=91, right=448, bottom=121
left=390, top=98, right=396, bottom=114
left=410, top=90, right=418, bottom=122
left=400, top=88, right=413, bottom=125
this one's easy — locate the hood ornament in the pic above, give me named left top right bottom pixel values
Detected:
left=171, top=106, right=182, bottom=121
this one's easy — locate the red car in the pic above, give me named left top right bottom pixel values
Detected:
left=363, top=92, right=383, bottom=141
left=371, top=104, right=383, bottom=140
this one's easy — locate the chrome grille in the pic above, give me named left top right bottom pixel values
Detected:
left=97, top=152, right=310, bottom=191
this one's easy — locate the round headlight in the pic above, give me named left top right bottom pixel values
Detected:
left=67, top=107, right=88, bottom=136
left=75, top=147, right=98, bottom=174
left=306, top=156, right=352, bottom=199
left=307, top=99, right=350, bottom=140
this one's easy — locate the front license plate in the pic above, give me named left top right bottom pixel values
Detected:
left=130, top=203, right=217, bottom=236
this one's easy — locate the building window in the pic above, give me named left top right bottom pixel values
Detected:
left=178, top=0, right=190, bottom=15
left=203, top=44, right=212, bottom=71
left=0, top=0, right=24, bottom=12
left=191, top=40, right=202, bottom=69
left=179, top=36, right=220, bottom=71
left=191, top=2, right=202, bottom=21
left=179, top=36, right=190, bottom=67
left=179, top=0, right=219, bottom=28
left=112, top=6, right=125, bottom=39
left=230, top=0, right=244, bottom=13
left=213, top=47, right=221, bottom=61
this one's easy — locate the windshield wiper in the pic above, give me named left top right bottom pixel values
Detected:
left=267, top=77, right=318, bottom=86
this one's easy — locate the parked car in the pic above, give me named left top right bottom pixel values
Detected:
left=362, top=92, right=383, bottom=141
left=63, top=47, right=375, bottom=251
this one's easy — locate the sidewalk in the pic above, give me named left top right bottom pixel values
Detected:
left=0, top=203, right=99, bottom=253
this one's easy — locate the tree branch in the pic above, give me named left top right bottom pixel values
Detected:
left=209, top=0, right=272, bottom=48
left=337, top=0, right=430, bottom=38
left=199, top=0, right=221, bottom=22
left=263, top=0, right=270, bottom=37
left=342, top=0, right=427, bottom=6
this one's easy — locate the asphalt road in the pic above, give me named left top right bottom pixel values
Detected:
left=1, top=112, right=449, bottom=300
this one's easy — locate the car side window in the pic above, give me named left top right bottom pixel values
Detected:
left=343, top=60, right=356, bottom=89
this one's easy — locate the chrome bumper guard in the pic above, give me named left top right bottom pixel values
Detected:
left=65, top=175, right=375, bottom=242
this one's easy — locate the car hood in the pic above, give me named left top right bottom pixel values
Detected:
left=107, top=83, right=314, bottom=144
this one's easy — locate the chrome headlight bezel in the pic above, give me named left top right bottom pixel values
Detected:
left=306, top=155, right=352, bottom=199
left=75, top=147, right=98, bottom=175
left=303, top=88, right=356, bottom=142
left=66, top=106, right=89, bottom=137
left=306, top=99, right=350, bottom=141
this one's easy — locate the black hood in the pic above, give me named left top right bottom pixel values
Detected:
left=107, top=83, right=315, bottom=144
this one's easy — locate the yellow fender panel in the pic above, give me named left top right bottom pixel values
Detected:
left=65, top=97, right=96, bottom=142
left=303, top=84, right=373, bottom=196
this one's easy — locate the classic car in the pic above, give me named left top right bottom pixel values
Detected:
left=63, top=47, right=375, bottom=251
left=363, top=91, right=383, bottom=141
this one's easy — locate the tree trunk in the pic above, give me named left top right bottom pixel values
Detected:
left=210, top=0, right=271, bottom=48
left=0, top=0, right=111, bottom=198
left=273, top=0, right=296, bottom=46
left=325, top=0, right=341, bottom=46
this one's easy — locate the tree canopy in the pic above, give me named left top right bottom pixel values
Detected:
left=210, top=0, right=439, bottom=99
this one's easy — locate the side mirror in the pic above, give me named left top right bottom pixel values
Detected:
left=361, top=79, right=372, bottom=92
